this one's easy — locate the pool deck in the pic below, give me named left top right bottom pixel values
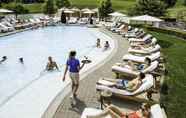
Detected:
left=53, top=28, right=138, bottom=118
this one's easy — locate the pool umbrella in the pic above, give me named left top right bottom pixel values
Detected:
left=81, top=8, right=90, bottom=12
left=0, top=9, right=13, bottom=13
left=64, top=10, right=74, bottom=14
left=83, top=10, right=95, bottom=14
left=71, top=7, right=80, bottom=12
left=109, top=12, right=126, bottom=17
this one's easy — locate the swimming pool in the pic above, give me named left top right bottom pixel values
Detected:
left=0, top=26, right=115, bottom=117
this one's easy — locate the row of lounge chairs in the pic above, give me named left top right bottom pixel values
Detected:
left=81, top=23, right=166, bottom=117
left=0, top=16, right=59, bottom=33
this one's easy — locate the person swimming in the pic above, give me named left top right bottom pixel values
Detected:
left=96, top=38, right=101, bottom=48
left=46, top=56, right=59, bottom=71
left=19, top=57, right=24, bottom=64
left=0, top=56, right=7, bottom=63
left=104, top=41, right=110, bottom=50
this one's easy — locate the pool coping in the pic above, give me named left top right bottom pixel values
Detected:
left=41, top=27, right=119, bottom=118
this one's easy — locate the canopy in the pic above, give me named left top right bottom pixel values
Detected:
left=81, top=8, right=90, bottom=12
left=130, top=15, right=163, bottom=22
left=71, top=7, right=80, bottom=12
left=92, top=8, right=98, bottom=12
left=83, top=9, right=95, bottom=14
left=0, top=8, right=13, bottom=13
left=109, top=12, right=126, bottom=17
left=64, top=10, right=74, bottom=14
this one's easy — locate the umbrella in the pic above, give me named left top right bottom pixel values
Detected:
left=0, top=8, right=13, bottom=13
left=130, top=15, right=163, bottom=22
left=81, top=8, right=90, bottom=12
left=83, top=9, right=95, bottom=14
left=71, top=7, right=80, bottom=12
left=64, top=10, right=74, bottom=14
left=92, top=8, right=98, bottom=12
left=109, top=12, right=126, bottom=17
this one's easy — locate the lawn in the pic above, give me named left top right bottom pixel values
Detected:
left=70, top=0, right=136, bottom=13
left=150, top=31, right=186, bottom=118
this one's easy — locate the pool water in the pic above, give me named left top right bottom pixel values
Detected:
left=0, top=26, right=110, bottom=106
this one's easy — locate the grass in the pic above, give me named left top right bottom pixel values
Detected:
left=0, top=0, right=185, bottom=17
left=70, top=0, right=136, bottom=13
left=150, top=31, right=186, bottom=118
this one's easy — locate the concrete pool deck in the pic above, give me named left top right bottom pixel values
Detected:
left=53, top=28, right=138, bottom=118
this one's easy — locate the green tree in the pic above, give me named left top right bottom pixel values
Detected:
left=43, top=0, right=57, bottom=16
left=56, top=0, right=71, bottom=8
left=5, top=3, right=29, bottom=18
left=98, top=0, right=106, bottom=20
left=161, top=0, right=177, bottom=8
left=184, top=0, right=186, bottom=6
left=98, top=0, right=113, bottom=20
left=128, top=0, right=167, bottom=17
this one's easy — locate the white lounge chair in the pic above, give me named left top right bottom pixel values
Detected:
left=68, top=17, right=78, bottom=24
left=0, top=23, right=14, bottom=32
left=112, top=61, right=159, bottom=78
left=96, top=74, right=155, bottom=102
left=130, top=37, right=157, bottom=47
left=128, top=44, right=161, bottom=55
left=123, top=51, right=161, bottom=63
left=129, top=34, right=152, bottom=43
left=81, top=104, right=166, bottom=118
left=111, top=24, right=125, bottom=32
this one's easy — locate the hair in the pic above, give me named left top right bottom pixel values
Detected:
left=139, top=72, right=145, bottom=79
left=69, top=50, right=76, bottom=58
left=145, top=57, right=151, bottom=65
left=2, top=56, right=7, bottom=59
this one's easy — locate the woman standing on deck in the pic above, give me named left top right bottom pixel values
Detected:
left=62, top=51, right=85, bottom=101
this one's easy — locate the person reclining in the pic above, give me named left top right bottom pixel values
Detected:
left=117, top=58, right=151, bottom=72
left=100, top=72, right=146, bottom=92
left=86, top=103, right=151, bottom=118
left=46, top=56, right=59, bottom=71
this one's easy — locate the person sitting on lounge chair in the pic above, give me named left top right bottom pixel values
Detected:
left=137, top=58, right=151, bottom=71
left=101, top=72, right=146, bottom=92
left=0, top=56, right=7, bottom=64
left=86, top=103, right=151, bottom=118
left=46, top=56, right=59, bottom=71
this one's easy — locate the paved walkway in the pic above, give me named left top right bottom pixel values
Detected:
left=54, top=28, right=132, bottom=118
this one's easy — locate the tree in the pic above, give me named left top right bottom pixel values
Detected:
left=5, top=3, right=29, bottom=18
left=43, top=0, right=57, bottom=16
left=104, top=0, right=113, bottom=17
left=56, top=0, right=71, bottom=8
left=98, top=0, right=113, bottom=20
left=161, top=0, right=177, bottom=8
left=184, top=0, right=186, bottom=6
left=128, top=0, right=167, bottom=17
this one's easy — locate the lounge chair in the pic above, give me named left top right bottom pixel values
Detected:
left=112, top=61, right=159, bottom=78
left=110, top=24, right=125, bottom=32
left=128, top=44, right=161, bottom=55
left=129, top=34, right=152, bottom=43
left=81, top=104, right=166, bottom=118
left=96, top=74, right=155, bottom=102
left=0, top=23, right=14, bottom=32
left=130, top=37, right=157, bottom=47
left=123, top=52, right=161, bottom=63
left=68, top=17, right=78, bottom=24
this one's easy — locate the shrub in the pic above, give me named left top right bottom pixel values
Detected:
left=146, top=26, right=186, bottom=39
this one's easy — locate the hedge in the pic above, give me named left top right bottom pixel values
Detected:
left=146, top=27, right=186, bottom=40
left=129, top=24, right=186, bottom=40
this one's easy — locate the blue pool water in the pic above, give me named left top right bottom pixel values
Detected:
left=0, top=26, right=103, bottom=106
